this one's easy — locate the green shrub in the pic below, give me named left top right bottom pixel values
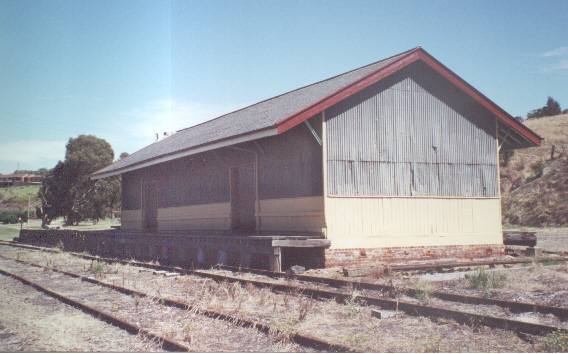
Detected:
left=532, top=160, right=546, bottom=178
left=3, top=215, right=18, bottom=224
left=0, top=211, right=26, bottom=224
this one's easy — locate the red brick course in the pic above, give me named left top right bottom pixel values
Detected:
left=325, top=244, right=505, bottom=268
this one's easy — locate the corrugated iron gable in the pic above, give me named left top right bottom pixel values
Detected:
left=326, top=61, right=499, bottom=197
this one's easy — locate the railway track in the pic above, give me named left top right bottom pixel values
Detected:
left=0, top=265, right=189, bottom=352
left=0, top=249, right=353, bottom=352
left=1, top=241, right=567, bottom=340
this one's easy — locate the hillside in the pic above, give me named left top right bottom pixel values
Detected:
left=0, top=185, right=42, bottom=214
left=501, top=113, right=568, bottom=227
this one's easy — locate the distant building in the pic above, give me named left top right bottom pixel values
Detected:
left=92, top=47, right=542, bottom=269
left=0, top=174, right=43, bottom=188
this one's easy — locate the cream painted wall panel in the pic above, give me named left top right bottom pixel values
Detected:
left=326, top=196, right=502, bottom=249
left=259, top=196, right=325, bottom=233
left=159, top=218, right=231, bottom=231
left=260, top=196, right=324, bottom=214
left=157, top=202, right=231, bottom=231
left=159, top=202, right=230, bottom=221
left=121, top=210, right=142, bottom=231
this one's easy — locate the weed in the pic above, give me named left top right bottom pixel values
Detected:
left=297, top=296, right=314, bottom=321
left=466, top=269, right=507, bottom=297
left=182, top=321, right=198, bottom=343
left=91, top=261, right=105, bottom=274
left=55, top=239, right=64, bottom=251
left=537, top=259, right=566, bottom=267
left=343, top=298, right=361, bottom=317
left=421, top=335, right=448, bottom=353
left=273, top=316, right=298, bottom=343
left=542, top=330, right=568, bottom=352
left=412, top=279, right=436, bottom=302
left=162, top=323, right=176, bottom=339
left=134, top=295, right=141, bottom=312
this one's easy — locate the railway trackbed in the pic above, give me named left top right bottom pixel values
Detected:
left=0, top=253, right=349, bottom=352
left=1, top=241, right=567, bottom=352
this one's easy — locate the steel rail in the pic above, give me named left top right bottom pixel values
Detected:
left=0, top=255, right=355, bottom=353
left=387, top=258, right=568, bottom=272
left=216, top=265, right=568, bottom=320
left=0, top=266, right=190, bottom=352
left=6, top=254, right=566, bottom=337
left=3, top=241, right=568, bottom=330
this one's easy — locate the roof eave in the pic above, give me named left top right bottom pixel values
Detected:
left=90, top=126, right=279, bottom=180
left=275, top=47, right=542, bottom=149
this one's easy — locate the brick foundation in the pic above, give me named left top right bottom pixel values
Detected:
left=325, top=244, right=505, bottom=268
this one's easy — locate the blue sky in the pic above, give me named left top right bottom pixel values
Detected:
left=1, top=0, right=567, bottom=174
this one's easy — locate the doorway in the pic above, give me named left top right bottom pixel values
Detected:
left=144, top=180, right=158, bottom=232
left=230, top=164, right=256, bottom=233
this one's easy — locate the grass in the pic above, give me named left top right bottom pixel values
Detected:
left=501, top=113, right=568, bottom=228
left=0, top=185, right=41, bottom=210
left=0, top=224, right=21, bottom=241
left=542, top=330, right=568, bottom=352
left=412, top=279, right=437, bottom=302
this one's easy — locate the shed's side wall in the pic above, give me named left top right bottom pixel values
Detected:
left=324, top=61, right=502, bottom=249
left=120, top=118, right=324, bottom=233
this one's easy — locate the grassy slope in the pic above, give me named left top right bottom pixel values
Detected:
left=501, top=113, right=568, bottom=227
left=0, top=185, right=42, bottom=212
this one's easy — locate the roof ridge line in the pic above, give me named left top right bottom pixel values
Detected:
left=176, top=47, right=422, bottom=133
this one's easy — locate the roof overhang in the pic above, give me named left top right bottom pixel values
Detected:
left=91, top=127, right=278, bottom=180
left=92, top=47, right=542, bottom=180
left=275, top=47, right=542, bottom=148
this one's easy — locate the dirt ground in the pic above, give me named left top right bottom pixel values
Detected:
left=0, top=274, right=163, bottom=352
left=526, top=227, right=568, bottom=253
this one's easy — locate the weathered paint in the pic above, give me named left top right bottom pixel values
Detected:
left=120, top=119, right=324, bottom=233
left=258, top=196, right=325, bottom=233
left=325, top=196, right=502, bottom=249
left=121, top=210, right=143, bottom=231
left=325, top=61, right=498, bottom=197
left=157, top=202, right=231, bottom=231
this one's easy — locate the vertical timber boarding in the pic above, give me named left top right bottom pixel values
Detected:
left=143, top=180, right=158, bottom=232
left=230, top=163, right=257, bottom=233
left=321, top=110, right=328, bottom=237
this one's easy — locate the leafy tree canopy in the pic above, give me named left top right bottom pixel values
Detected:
left=38, top=135, right=120, bottom=226
left=527, top=97, right=562, bottom=119
left=12, top=168, right=48, bottom=175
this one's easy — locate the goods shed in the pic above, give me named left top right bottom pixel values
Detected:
left=92, top=47, right=541, bottom=269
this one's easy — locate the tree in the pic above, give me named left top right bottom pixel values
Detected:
left=527, top=97, right=562, bottom=119
left=38, top=135, right=120, bottom=226
left=119, top=152, right=130, bottom=159
left=13, top=168, right=48, bottom=175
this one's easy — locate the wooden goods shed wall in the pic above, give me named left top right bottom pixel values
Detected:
left=322, top=60, right=502, bottom=250
left=120, top=116, right=325, bottom=234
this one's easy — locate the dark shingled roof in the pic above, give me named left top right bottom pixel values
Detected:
left=92, top=47, right=542, bottom=178
left=92, top=48, right=416, bottom=178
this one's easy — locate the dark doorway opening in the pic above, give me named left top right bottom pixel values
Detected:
left=230, top=164, right=256, bottom=233
left=144, top=181, right=158, bottom=232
